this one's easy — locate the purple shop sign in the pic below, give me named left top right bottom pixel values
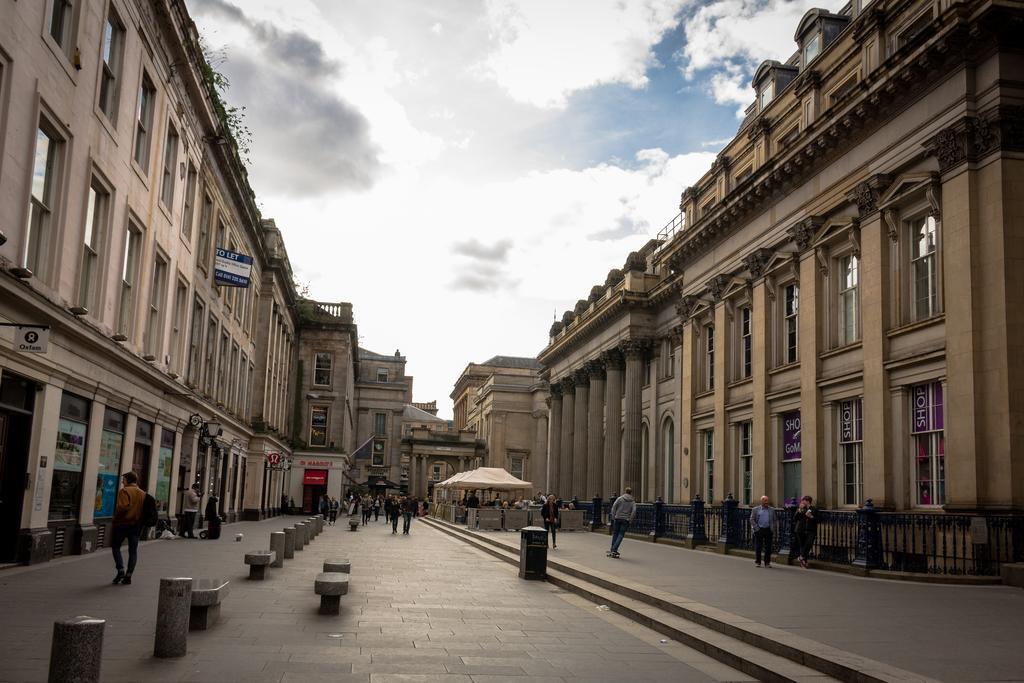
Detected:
left=840, top=399, right=862, bottom=443
left=912, top=382, right=943, bottom=433
left=783, top=411, right=801, bottom=461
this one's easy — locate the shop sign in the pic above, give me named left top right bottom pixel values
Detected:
left=782, top=411, right=801, bottom=461
left=12, top=325, right=49, bottom=353
left=267, top=452, right=282, bottom=466
left=839, top=399, right=862, bottom=444
left=303, top=469, right=328, bottom=485
left=912, top=382, right=944, bottom=433
left=213, top=248, right=253, bottom=288
left=295, top=458, right=344, bottom=469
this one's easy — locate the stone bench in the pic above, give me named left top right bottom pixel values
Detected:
left=244, top=550, right=275, bottom=580
left=189, top=578, right=230, bottom=630
left=314, top=572, right=350, bottom=614
left=348, top=518, right=359, bottom=531
left=323, top=559, right=351, bottom=574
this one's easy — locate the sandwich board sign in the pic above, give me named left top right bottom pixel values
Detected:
left=13, top=325, right=49, bottom=353
left=213, top=248, right=253, bottom=288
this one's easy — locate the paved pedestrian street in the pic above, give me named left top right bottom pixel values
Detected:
left=0, top=516, right=749, bottom=682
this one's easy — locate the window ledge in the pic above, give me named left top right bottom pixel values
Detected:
left=694, top=389, right=715, bottom=399
left=727, top=377, right=753, bottom=390
left=886, top=314, right=945, bottom=339
left=768, top=362, right=800, bottom=376
left=820, top=341, right=862, bottom=359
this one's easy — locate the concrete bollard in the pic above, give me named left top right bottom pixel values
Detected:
left=154, top=577, right=192, bottom=658
left=301, top=522, right=310, bottom=545
left=49, top=615, right=105, bottom=683
left=294, top=524, right=305, bottom=551
left=270, top=532, right=285, bottom=568
left=318, top=516, right=324, bottom=533
left=283, top=527, right=295, bottom=559
left=309, top=518, right=318, bottom=538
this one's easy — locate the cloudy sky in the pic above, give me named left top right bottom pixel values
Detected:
left=187, top=0, right=840, bottom=418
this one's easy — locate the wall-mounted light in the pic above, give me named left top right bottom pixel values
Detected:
left=189, top=413, right=224, bottom=447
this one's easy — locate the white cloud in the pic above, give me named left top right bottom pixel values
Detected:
left=479, top=0, right=690, bottom=109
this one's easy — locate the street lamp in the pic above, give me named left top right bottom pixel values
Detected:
left=189, top=413, right=223, bottom=446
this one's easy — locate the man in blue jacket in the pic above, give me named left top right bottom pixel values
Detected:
left=749, top=496, right=777, bottom=567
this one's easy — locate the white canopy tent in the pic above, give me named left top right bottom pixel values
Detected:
left=434, top=467, right=532, bottom=492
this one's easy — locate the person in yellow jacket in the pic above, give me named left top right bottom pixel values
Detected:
left=111, top=471, right=146, bottom=585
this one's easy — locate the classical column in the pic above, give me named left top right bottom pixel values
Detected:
left=799, top=246, right=824, bottom=503
left=572, top=369, right=590, bottom=499
left=603, top=350, right=624, bottom=497
left=622, top=340, right=647, bottom=493
left=586, top=361, right=605, bottom=499
left=558, top=378, right=574, bottom=499
left=546, top=385, right=563, bottom=494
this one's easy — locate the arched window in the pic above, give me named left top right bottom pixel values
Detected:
left=663, top=418, right=675, bottom=502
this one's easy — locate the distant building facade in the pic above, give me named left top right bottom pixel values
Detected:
left=451, top=356, right=548, bottom=487
left=351, top=348, right=413, bottom=487
left=540, top=0, right=1024, bottom=513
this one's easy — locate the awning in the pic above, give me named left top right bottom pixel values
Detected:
left=361, top=478, right=400, bottom=488
left=434, top=467, right=532, bottom=491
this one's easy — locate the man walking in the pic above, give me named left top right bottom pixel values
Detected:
left=111, top=471, right=146, bottom=585
left=181, top=483, right=200, bottom=539
left=402, top=496, right=415, bottom=534
left=750, top=495, right=777, bottom=567
left=607, top=487, right=636, bottom=558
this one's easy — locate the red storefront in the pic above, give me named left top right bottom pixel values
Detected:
left=302, top=469, right=328, bottom=513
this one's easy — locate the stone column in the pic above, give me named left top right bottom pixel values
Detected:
left=558, top=378, right=574, bottom=499
left=713, top=300, right=729, bottom=504
left=799, top=247, right=824, bottom=503
left=622, top=340, right=647, bottom=493
left=572, top=369, right=590, bottom=499
left=77, top=398, right=107, bottom=553
left=751, top=274, right=772, bottom=506
left=603, top=350, right=624, bottom=498
left=861, top=207, right=893, bottom=508
left=547, top=385, right=562, bottom=494
left=586, top=361, right=605, bottom=499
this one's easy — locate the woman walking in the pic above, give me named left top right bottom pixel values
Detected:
left=541, top=493, right=559, bottom=549
left=792, top=495, right=818, bottom=568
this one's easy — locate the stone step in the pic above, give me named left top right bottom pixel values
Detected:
left=422, top=517, right=938, bottom=683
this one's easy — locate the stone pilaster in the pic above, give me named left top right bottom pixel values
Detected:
left=572, top=369, right=590, bottom=499
left=586, top=361, right=605, bottom=499
left=558, top=378, right=575, bottom=499
left=603, top=350, right=624, bottom=497
left=751, top=279, right=771, bottom=506
left=547, top=386, right=563, bottom=495
left=622, top=340, right=647, bottom=494
left=712, top=302, right=729, bottom=503
left=799, top=249, right=824, bottom=502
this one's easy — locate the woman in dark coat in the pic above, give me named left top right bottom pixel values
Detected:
left=792, top=495, right=818, bottom=568
left=541, top=494, right=559, bottom=549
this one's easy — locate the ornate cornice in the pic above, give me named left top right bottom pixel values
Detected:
left=706, top=274, right=730, bottom=302
left=549, top=383, right=563, bottom=399
left=620, top=338, right=651, bottom=359
left=586, top=359, right=606, bottom=380
left=925, top=107, right=1023, bottom=172
left=747, top=116, right=772, bottom=142
left=847, top=174, right=892, bottom=217
left=743, top=248, right=773, bottom=280
left=572, top=367, right=590, bottom=387
left=602, top=348, right=625, bottom=370
left=676, top=294, right=700, bottom=322
left=787, top=216, right=824, bottom=251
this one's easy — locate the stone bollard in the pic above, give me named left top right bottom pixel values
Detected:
left=316, top=516, right=323, bottom=534
left=270, top=532, right=285, bottom=568
left=302, top=522, right=311, bottom=545
left=283, top=527, right=295, bottom=559
left=49, top=615, right=105, bottom=683
left=308, top=518, right=317, bottom=538
left=294, top=524, right=305, bottom=551
left=154, top=577, right=192, bottom=658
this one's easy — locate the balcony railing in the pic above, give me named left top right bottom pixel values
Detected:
left=653, top=211, right=685, bottom=256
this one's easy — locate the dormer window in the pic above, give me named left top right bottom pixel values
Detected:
left=759, top=81, right=774, bottom=111
left=802, top=33, right=821, bottom=65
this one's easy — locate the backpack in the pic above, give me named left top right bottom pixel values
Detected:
left=142, top=493, right=159, bottom=527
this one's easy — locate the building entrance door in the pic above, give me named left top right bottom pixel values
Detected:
left=0, top=371, right=37, bottom=563
left=302, top=469, right=328, bottom=513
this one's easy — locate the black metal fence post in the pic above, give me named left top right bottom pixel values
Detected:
left=778, top=502, right=797, bottom=561
left=591, top=496, right=603, bottom=530
left=686, top=495, right=707, bottom=548
left=653, top=499, right=664, bottom=541
left=717, top=494, right=738, bottom=552
left=852, top=498, right=882, bottom=575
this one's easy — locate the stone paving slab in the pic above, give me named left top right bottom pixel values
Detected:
left=455, top=524, right=1024, bottom=682
left=0, top=515, right=746, bottom=682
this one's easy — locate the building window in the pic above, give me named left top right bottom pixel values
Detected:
left=838, top=254, right=859, bottom=345
left=911, top=215, right=938, bottom=321
left=373, top=412, right=387, bottom=435
left=50, top=391, right=90, bottom=521
left=643, top=356, right=652, bottom=386
left=704, top=325, right=715, bottom=391
left=911, top=382, right=944, bottom=506
left=310, top=406, right=328, bottom=447
left=432, top=464, right=442, bottom=481
left=117, top=221, right=143, bottom=337
left=181, top=163, right=197, bottom=240
left=160, top=124, right=179, bottom=208
left=187, top=297, right=205, bottom=385
left=313, top=352, right=332, bottom=386
left=170, top=279, right=188, bottom=373
left=145, top=254, right=168, bottom=358
left=376, top=368, right=389, bottom=383
left=26, top=124, right=63, bottom=279
left=133, top=73, right=156, bottom=170
left=78, top=178, right=109, bottom=313
left=702, top=430, right=714, bottom=503
left=839, top=398, right=863, bottom=506
left=739, top=421, right=752, bottom=505
left=203, top=316, right=217, bottom=395
left=759, top=81, right=774, bottom=111
left=783, top=283, right=799, bottom=364
left=782, top=411, right=802, bottom=505
left=510, top=456, right=524, bottom=481
left=803, top=32, right=821, bottom=65
left=197, top=192, right=212, bottom=271
left=49, top=0, right=74, bottom=53
left=667, top=341, right=676, bottom=378
left=739, top=306, right=752, bottom=378
left=217, top=331, right=229, bottom=401
left=372, top=439, right=386, bottom=466
left=229, top=343, right=239, bottom=412
left=98, top=8, right=125, bottom=122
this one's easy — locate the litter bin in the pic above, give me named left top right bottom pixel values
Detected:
left=519, top=526, right=548, bottom=580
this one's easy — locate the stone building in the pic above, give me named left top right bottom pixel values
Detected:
left=540, top=0, right=1024, bottom=513
left=0, top=0, right=366, bottom=562
left=351, top=348, right=413, bottom=487
left=451, top=356, right=549, bottom=486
